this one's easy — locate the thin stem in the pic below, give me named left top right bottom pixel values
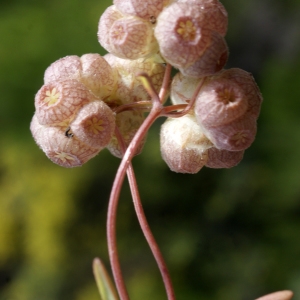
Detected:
left=161, top=77, right=205, bottom=118
left=106, top=168, right=130, bottom=300
left=113, top=100, right=152, bottom=114
left=137, top=73, right=162, bottom=105
left=107, top=68, right=177, bottom=300
left=126, top=167, right=176, bottom=300
left=161, top=104, right=188, bottom=116
left=107, top=101, right=162, bottom=300
left=115, top=126, right=176, bottom=300
left=159, top=63, right=172, bottom=103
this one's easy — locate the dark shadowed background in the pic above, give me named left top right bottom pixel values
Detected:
left=1, top=0, right=300, bottom=299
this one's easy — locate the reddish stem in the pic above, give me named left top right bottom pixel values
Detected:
left=107, top=66, right=177, bottom=300
left=126, top=166, right=176, bottom=300
left=161, top=78, right=205, bottom=118
left=159, top=63, right=172, bottom=103
left=115, top=125, right=175, bottom=299
left=107, top=102, right=162, bottom=300
left=162, top=104, right=187, bottom=115
left=113, top=101, right=152, bottom=114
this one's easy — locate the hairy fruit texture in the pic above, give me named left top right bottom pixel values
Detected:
left=179, top=31, right=228, bottom=78
left=113, top=0, right=171, bottom=20
left=155, top=2, right=212, bottom=69
left=98, top=6, right=123, bottom=53
left=98, top=6, right=158, bottom=60
left=30, top=115, right=102, bottom=168
left=178, top=0, right=228, bottom=36
left=44, top=55, right=82, bottom=83
left=80, top=54, right=118, bottom=100
left=109, top=17, right=158, bottom=59
left=104, top=54, right=166, bottom=103
left=106, top=110, right=146, bottom=158
left=44, top=54, right=118, bottom=101
left=160, top=114, right=213, bottom=174
left=35, top=79, right=96, bottom=126
left=219, top=68, right=263, bottom=118
left=202, top=113, right=257, bottom=151
left=70, top=101, right=116, bottom=149
left=195, top=77, right=248, bottom=127
left=194, top=68, right=262, bottom=151
left=170, top=72, right=202, bottom=105
left=205, top=147, right=244, bottom=168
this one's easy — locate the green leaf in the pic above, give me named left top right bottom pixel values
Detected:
left=93, top=258, right=119, bottom=300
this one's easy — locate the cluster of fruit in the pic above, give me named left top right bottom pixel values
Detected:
left=30, top=52, right=164, bottom=167
left=30, top=0, right=262, bottom=173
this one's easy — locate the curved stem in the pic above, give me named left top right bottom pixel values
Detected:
left=161, top=77, right=205, bottom=118
left=137, top=73, right=162, bottom=105
left=159, top=63, right=172, bottom=103
left=126, top=166, right=176, bottom=300
left=107, top=68, right=176, bottom=300
left=107, top=102, right=162, bottom=300
left=106, top=168, right=130, bottom=300
left=115, top=125, right=176, bottom=300
left=113, top=101, right=152, bottom=114
left=161, top=104, right=188, bottom=116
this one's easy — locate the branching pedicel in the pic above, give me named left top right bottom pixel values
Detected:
left=30, top=0, right=293, bottom=299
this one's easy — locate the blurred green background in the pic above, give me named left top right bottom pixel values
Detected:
left=1, top=0, right=300, bottom=299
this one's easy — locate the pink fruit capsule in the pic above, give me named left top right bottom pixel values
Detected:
left=35, top=79, right=97, bottom=126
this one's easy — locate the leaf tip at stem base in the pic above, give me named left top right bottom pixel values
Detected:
left=93, top=257, right=119, bottom=300
left=255, top=290, right=294, bottom=300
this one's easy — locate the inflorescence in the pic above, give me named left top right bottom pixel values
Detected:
left=29, top=2, right=298, bottom=300
left=31, top=0, right=262, bottom=172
